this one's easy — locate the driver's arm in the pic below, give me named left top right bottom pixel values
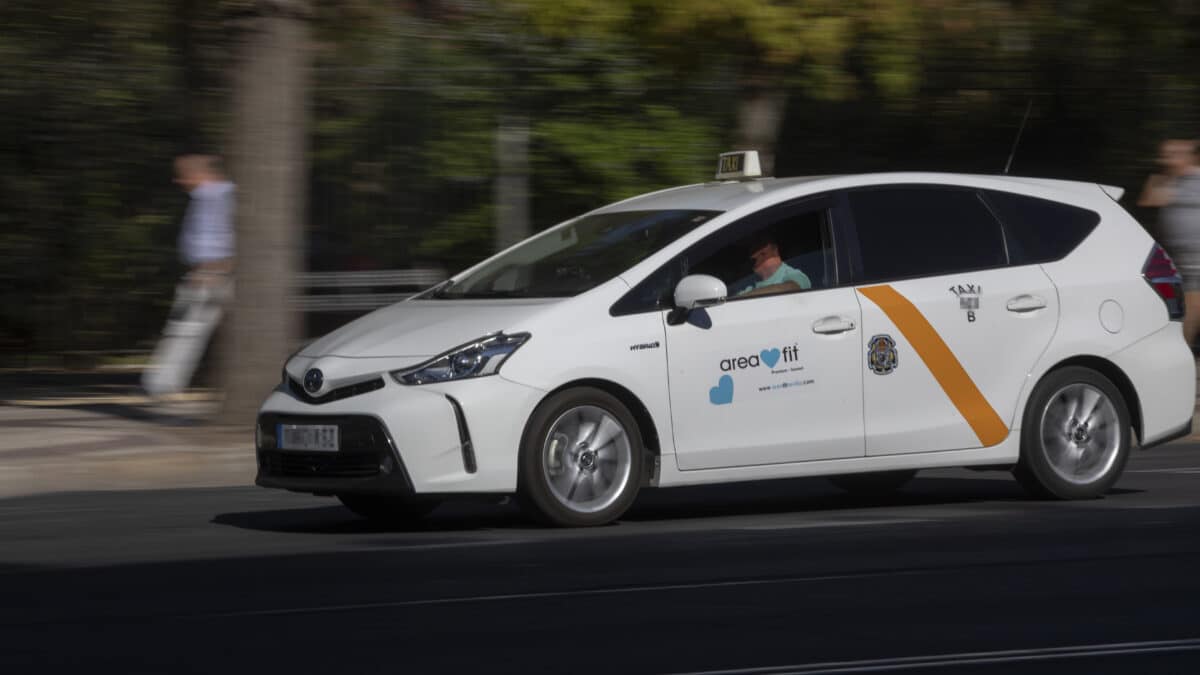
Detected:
left=737, top=280, right=801, bottom=298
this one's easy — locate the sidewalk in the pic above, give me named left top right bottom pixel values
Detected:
left=0, top=370, right=255, bottom=498
left=2, top=365, right=1199, bottom=500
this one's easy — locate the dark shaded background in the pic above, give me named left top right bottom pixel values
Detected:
left=3, top=0, right=1199, bottom=365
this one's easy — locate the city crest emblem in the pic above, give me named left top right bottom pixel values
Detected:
left=867, top=334, right=898, bottom=375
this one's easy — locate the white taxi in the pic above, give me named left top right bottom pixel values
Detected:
left=256, top=151, right=1195, bottom=526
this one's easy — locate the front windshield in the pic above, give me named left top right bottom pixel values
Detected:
left=425, top=209, right=719, bottom=299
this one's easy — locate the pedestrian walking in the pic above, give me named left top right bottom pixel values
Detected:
left=142, top=154, right=235, bottom=398
left=1139, top=138, right=1200, bottom=348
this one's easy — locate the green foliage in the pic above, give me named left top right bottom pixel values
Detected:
left=0, top=0, right=220, bottom=358
left=4, top=0, right=1200, bottom=361
left=535, top=105, right=719, bottom=211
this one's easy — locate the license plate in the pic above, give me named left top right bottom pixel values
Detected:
left=277, top=424, right=339, bottom=452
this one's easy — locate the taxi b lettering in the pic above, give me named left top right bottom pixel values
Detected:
left=949, top=283, right=981, bottom=323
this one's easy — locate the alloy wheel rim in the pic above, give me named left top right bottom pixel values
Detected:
left=1039, top=383, right=1121, bottom=485
left=542, top=405, right=632, bottom=514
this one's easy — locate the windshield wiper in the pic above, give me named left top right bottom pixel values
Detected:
left=420, top=279, right=454, bottom=299
left=452, top=290, right=539, bottom=299
left=432, top=289, right=579, bottom=299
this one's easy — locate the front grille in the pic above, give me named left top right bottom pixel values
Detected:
left=259, top=451, right=379, bottom=478
left=287, top=376, right=385, bottom=404
left=257, top=414, right=403, bottom=483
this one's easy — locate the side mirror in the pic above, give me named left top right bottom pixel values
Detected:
left=673, top=274, right=727, bottom=311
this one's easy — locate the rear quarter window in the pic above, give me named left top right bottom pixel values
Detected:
left=847, top=186, right=1008, bottom=282
left=983, top=190, right=1100, bottom=265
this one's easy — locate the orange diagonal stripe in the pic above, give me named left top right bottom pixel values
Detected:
left=858, top=285, right=1008, bottom=447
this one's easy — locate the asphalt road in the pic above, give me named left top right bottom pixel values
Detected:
left=3, top=444, right=1200, bottom=674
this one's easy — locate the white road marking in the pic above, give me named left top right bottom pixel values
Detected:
left=739, top=518, right=930, bottom=531
left=199, top=567, right=941, bottom=619
left=662, top=638, right=1200, bottom=674
left=1127, top=467, right=1200, bottom=474
left=379, top=538, right=538, bottom=551
left=194, top=546, right=1200, bottom=621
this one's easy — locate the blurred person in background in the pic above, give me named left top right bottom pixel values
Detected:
left=142, top=154, right=236, bottom=399
left=1139, top=138, right=1200, bottom=348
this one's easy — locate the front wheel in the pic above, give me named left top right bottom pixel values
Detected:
left=1014, top=366, right=1131, bottom=499
left=518, top=387, right=644, bottom=527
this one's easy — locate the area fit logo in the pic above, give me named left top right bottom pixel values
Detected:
left=710, top=343, right=807, bottom=405
left=720, top=344, right=801, bottom=371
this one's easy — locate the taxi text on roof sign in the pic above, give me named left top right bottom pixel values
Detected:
left=715, top=150, right=763, bottom=181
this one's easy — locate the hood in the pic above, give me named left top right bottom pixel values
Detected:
left=299, top=298, right=560, bottom=359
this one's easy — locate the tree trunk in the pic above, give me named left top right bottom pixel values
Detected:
left=219, top=1, right=310, bottom=426
left=735, top=88, right=788, bottom=176
left=494, top=115, right=531, bottom=252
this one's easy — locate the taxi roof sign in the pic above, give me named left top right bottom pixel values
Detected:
left=715, top=150, right=762, bottom=181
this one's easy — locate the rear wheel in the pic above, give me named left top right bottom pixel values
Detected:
left=336, top=494, right=439, bottom=524
left=828, top=470, right=916, bottom=496
left=518, top=387, right=644, bottom=527
left=1014, top=366, right=1131, bottom=499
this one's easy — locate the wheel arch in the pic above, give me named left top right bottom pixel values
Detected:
left=536, top=378, right=663, bottom=483
left=1032, top=355, right=1143, bottom=443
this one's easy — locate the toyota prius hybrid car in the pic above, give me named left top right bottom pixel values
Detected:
left=256, top=151, right=1196, bottom=527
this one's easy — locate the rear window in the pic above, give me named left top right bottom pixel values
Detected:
left=984, top=191, right=1100, bottom=265
left=847, top=187, right=1008, bottom=282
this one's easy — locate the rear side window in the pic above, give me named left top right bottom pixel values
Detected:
left=848, top=187, right=1008, bottom=282
left=984, top=191, right=1100, bottom=265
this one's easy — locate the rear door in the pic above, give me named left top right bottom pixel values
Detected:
left=844, top=185, right=1060, bottom=455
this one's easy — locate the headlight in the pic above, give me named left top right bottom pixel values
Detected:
left=392, top=332, right=530, bottom=385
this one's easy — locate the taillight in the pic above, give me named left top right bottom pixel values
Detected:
left=1143, top=244, right=1185, bottom=320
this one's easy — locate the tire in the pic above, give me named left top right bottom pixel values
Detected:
left=336, top=494, right=439, bottom=524
left=518, top=387, right=644, bottom=527
left=1014, top=366, right=1131, bottom=500
left=828, top=470, right=916, bottom=496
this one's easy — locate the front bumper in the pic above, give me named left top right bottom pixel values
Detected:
left=256, top=372, right=546, bottom=495
left=256, top=413, right=413, bottom=495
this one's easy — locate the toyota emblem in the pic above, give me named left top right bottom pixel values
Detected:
left=303, top=368, right=324, bottom=394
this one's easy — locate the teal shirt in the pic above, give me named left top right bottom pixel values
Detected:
left=739, top=262, right=811, bottom=295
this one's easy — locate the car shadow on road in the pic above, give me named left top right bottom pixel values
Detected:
left=624, top=475, right=1143, bottom=522
left=624, top=474, right=1014, bottom=520
left=211, top=500, right=528, bottom=535
left=212, top=473, right=1143, bottom=535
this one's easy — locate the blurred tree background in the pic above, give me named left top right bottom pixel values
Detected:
left=3, top=0, right=1200, bottom=369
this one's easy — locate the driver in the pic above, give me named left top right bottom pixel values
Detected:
left=737, top=233, right=811, bottom=297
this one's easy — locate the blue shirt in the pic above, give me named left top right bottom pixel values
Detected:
left=179, top=181, right=235, bottom=265
left=739, top=262, right=812, bottom=295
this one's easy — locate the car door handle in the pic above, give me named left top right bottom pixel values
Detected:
left=812, top=316, right=856, bottom=334
left=1006, top=294, right=1047, bottom=313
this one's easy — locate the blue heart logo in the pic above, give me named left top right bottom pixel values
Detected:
left=760, top=348, right=781, bottom=368
left=709, top=374, right=734, bottom=405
